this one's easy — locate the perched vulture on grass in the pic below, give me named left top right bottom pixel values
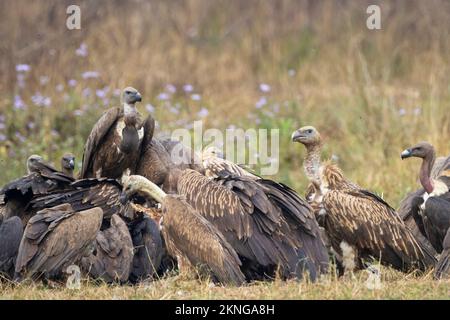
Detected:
left=400, top=142, right=450, bottom=253
left=292, top=126, right=437, bottom=274
left=0, top=215, right=23, bottom=278
left=120, top=175, right=246, bottom=286
left=80, top=87, right=154, bottom=179
left=14, top=203, right=103, bottom=281
left=128, top=215, right=163, bottom=283
left=200, top=146, right=329, bottom=279
left=81, top=214, right=134, bottom=283
left=0, top=155, right=74, bottom=223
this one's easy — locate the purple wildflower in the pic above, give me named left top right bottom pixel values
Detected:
left=16, top=64, right=31, bottom=72
left=14, top=95, right=27, bottom=110
left=68, top=79, right=77, bottom=87
left=17, top=73, right=26, bottom=88
left=191, top=94, right=201, bottom=101
left=157, top=93, right=170, bottom=101
left=56, top=84, right=64, bottom=92
left=165, top=84, right=177, bottom=94
left=183, top=84, right=194, bottom=93
left=0, top=134, right=6, bottom=142
left=255, top=97, right=267, bottom=109
left=197, top=107, right=209, bottom=118
left=145, top=104, right=155, bottom=113
left=259, top=83, right=271, bottom=93
left=398, top=108, right=406, bottom=116
left=82, top=71, right=100, bottom=79
left=82, top=88, right=92, bottom=97
left=74, top=109, right=83, bottom=116
left=76, top=43, right=88, bottom=57
left=0, top=123, right=5, bottom=130
left=39, top=76, right=49, bottom=85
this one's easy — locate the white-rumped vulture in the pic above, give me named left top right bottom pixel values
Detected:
left=128, top=215, right=163, bottom=283
left=61, top=153, right=76, bottom=178
left=80, top=87, right=154, bottom=179
left=121, top=175, right=246, bottom=286
left=400, top=142, right=450, bottom=254
left=200, top=146, right=329, bottom=280
left=292, top=126, right=437, bottom=274
left=14, top=203, right=103, bottom=281
left=0, top=155, right=75, bottom=224
left=0, top=215, right=23, bottom=278
left=81, top=214, right=133, bottom=283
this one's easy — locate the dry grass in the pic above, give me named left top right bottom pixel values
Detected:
left=1, top=0, right=450, bottom=299
left=0, top=269, right=449, bottom=300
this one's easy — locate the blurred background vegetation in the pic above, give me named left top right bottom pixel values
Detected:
left=0, top=0, right=449, bottom=206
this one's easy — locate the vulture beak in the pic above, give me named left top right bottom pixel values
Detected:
left=69, top=159, right=75, bottom=169
left=134, top=92, right=142, bottom=103
left=401, top=149, right=412, bottom=159
left=119, top=191, right=129, bottom=204
left=291, top=130, right=303, bottom=142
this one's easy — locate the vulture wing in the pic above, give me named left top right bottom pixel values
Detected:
left=203, top=157, right=258, bottom=180
left=136, top=139, right=172, bottom=187
left=322, top=188, right=436, bottom=271
left=81, top=214, right=133, bottom=283
left=0, top=216, right=23, bottom=277
left=434, top=228, right=450, bottom=279
left=80, top=107, right=120, bottom=178
left=129, top=215, right=163, bottom=283
left=15, top=203, right=103, bottom=280
left=162, top=195, right=245, bottom=286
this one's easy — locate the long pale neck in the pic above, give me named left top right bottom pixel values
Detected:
left=123, top=103, right=137, bottom=117
left=303, top=143, right=322, bottom=185
left=139, top=179, right=167, bottom=203
left=419, top=152, right=436, bottom=194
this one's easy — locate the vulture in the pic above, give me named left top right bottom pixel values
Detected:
left=14, top=203, right=103, bottom=281
left=80, top=86, right=155, bottom=179
left=400, top=142, right=450, bottom=253
left=200, top=146, right=329, bottom=279
left=61, top=153, right=76, bottom=178
left=128, top=215, right=163, bottom=283
left=81, top=214, right=134, bottom=283
left=434, top=228, right=450, bottom=279
left=0, top=154, right=74, bottom=223
left=292, top=126, right=437, bottom=274
left=0, top=215, right=23, bottom=278
left=120, top=175, right=246, bottom=286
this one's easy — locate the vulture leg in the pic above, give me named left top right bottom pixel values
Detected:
left=0, top=216, right=23, bottom=279
left=434, top=229, right=450, bottom=279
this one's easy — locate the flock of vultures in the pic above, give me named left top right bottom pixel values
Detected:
left=0, top=86, right=449, bottom=288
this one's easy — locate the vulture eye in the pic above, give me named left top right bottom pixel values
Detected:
left=306, top=129, right=313, bottom=134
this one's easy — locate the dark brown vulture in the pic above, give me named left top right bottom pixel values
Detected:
left=435, top=228, right=450, bottom=279
left=400, top=142, right=450, bottom=253
left=200, top=146, right=329, bottom=280
left=136, top=137, right=204, bottom=189
left=292, top=126, right=437, bottom=274
left=0, top=155, right=74, bottom=223
left=120, top=175, right=246, bottom=286
left=14, top=203, right=103, bottom=281
left=0, top=216, right=23, bottom=278
left=128, top=215, right=163, bottom=283
left=80, top=87, right=155, bottom=179
left=81, top=214, right=134, bottom=283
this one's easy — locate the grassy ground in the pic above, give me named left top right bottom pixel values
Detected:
left=0, top=269, right=449, bottom=300
left=1, top=1, right=450, bottom=299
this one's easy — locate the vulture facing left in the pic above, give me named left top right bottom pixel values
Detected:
left=292, top=126, right=437, bottom=274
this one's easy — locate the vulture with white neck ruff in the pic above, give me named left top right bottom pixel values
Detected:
left=120, top=175, right=246, bottom=286
left=80, top=87, right=154, bottom=179
left=400, top=142, right=450, bottom=254
left=292, top=126, right=437, bottom=274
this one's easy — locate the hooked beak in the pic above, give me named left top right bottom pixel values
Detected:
left=119, top=191, right=129, bottom=205
left=401, top=149, right=412, bottom=159
left=134, top=92, right=142, bottom=103
left=291, top=130, right=303, bottom=142
left=69, top=159, right=75, bottom=169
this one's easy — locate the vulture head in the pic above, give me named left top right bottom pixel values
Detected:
left=26, top=154, right=44, bottom=174
left=291, top=126, right=321, bottom=147
left=401, top=142, right=435, bottom=160
left=120, top=175, right=167, bottom=204
left=122, top=87, right=142, bottom=105
left=61, top=153, right=75, bottom=176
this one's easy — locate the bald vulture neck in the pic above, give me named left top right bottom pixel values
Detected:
left=137, top=179, right=167, bottom=204
left=420, top=151, right=436, bottom=194
left=304, top=143, right=322, bottom=186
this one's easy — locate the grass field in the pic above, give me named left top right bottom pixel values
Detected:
left=1, top=0, right=450, bottom=299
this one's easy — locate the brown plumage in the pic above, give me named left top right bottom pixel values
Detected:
left=319, top=162, right=436, bottom=272
left=61, top=153, right=76, bottom=178
left=0, top=155, right=74, bottom=224
left=80, top=87, right=154, bottom=179
left=14, top=203, right=103, bottom=281
left=0, top=216, right=23, bottom=278
left=434, top=228, right=450, bottom=279
left=81, top=214, right=134, bottom=283
left=121, top=175, right=246, bottom=286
